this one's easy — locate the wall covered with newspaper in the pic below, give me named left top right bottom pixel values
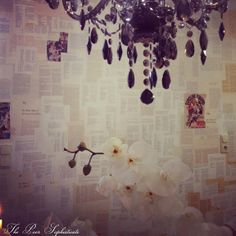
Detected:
left=0, top=0, right=236, bottom=235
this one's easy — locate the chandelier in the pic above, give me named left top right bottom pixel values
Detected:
left=45, top=0, right=228, bottom=104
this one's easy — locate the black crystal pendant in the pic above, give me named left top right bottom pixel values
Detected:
left=199, top=30, right=208, bottom=50
left=121, top=24, right=130, bottom=46
left=143, top=69, right=150, bottom=77
left=80, top=9, right=86, bottom=31
left=128, top=69, right=135, bottom=88
left=187, top=30, right=193, bottom=38
left=129, top=59, right=133, bottom=67
left=127, top=45, right=133, bottom=59
left=91, top=27, right=98, bottom=44
left=87, top=37, right=92, bottom=55
left=140, top=89, right=154, bottom=105
left=83, top=164, right=92, bottom=176
left=162, top=70, right=171, bottom=89
left=46, top=0, right=59, bottom=9
left=102, top=40, right=109, bottom=60
left=150, top=68, right=157, bottom=88
left=133, top=46, right=138, bottom=63
left=143, top=78, right=149, bottom=86
left=117, top=42, right=123, bottom=61
left=185, top=39, right=195, bottom=57
left=171, top=40, right=178, bottom=60
left=219, top=22, right=225, bottom=41
left=201, top=50, right=207, bottom=65
left=107, top=47, right=113, bottom=65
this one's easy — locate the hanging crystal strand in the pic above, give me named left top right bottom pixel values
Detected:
left=149, top=43, right=153, bottom=89
left=185, top=29, right=194, bottom=57
left=150, top=43, right=158, bottom=88
left=127, top=41, right=135, bottom=88
left=127, top=41, right=134, bottom=67
left=102, top=38, right=109, bottom=60
left=140, top=42, right=154, bottom=104
left=107, top=37, right=113, bottom=65
left=87, top=21, right=92, bottom=55
left=133, top=46, right=138, bottom=64
left=80, top=9, right=86, bottom=30
left=117, top=25, right=123, bottom=61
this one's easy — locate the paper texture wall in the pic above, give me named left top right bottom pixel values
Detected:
left=0, top=0, right=236, bottom=235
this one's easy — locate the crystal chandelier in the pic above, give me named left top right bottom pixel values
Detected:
left=45, top=0, right=228, bottom=104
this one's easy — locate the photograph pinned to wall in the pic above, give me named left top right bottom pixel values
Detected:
left=47, top=32, right=68, bottom=62
left=0, top=102, right=10, bottom=139
left=59, top=32, right=68, bottom=53
left=47, top=40, right=62, bottom=62
left=185, top=94, right=206, bottom=128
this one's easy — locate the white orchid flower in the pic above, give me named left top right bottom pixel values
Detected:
left=162, top=158, right=193, bottom=184
left=130, top=187, right=157, bottom=222
left=116, top=183, right=136, bottom=210
left=176, top=207, right=204, bottom=236
left=141, top=166, right=177, bottom=197
left=128, top=140, right=156, bottom=164
left=102, top=137, right=128, bottom=167
left=103, top=137, right=127, bottom=158
left=96, top=175, right=118, bottom=197
left=112, top=154, right=143, bottom=186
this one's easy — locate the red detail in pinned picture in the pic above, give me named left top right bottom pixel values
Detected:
left=185, top=94, right=206, bottom=128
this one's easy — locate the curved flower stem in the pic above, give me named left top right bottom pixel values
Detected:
left=87, top=152, right=104, bottom=166
left=64, top=147, right=79, bottom=154
left=64, top=144, right=104, bottom=167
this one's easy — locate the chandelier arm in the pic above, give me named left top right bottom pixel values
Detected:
left=91, top=17, right=121, bottom=36
left=61, top=0, right=111, bottom=22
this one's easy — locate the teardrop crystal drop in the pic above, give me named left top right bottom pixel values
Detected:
left=201, top=50, right=207, bottom=65
left=80, top=9, right=86, bottom=30
left=127, top=45, right=133, bottom=60
left=48, top=0, right=59, bottom=9
left=162, top=70, right=171, bottom=89
left=107, top=47, right=113, bottom=65
left=185, top=39, right=195, bottom=57
left=199, top=30, right=208, bottom=50
left=133, top=46, right=138, bottom=63
left=121, top=24, right=130, bottom=46
left=150, top=68, right=158, bottom=88
left=87, top=37, right=92, bottom=55
left=117, top=42, right=123, bottom=61
left=129, top=59, right=133, bottom=67
left=128, top=69, right=135, bottom=88
left=171, top=40, right=178, bottom=60
left=140, top=89, right=154, bottom=105
left=91, top=27, right=98, bottom=44
left=219, top=22, right=225, bottom=41
left=102, top=39, right=109, bottom=60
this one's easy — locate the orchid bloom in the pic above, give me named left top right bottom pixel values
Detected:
left=96, top=175, right=118, bottom=197
left=103, top=137, right=127, bottom=159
